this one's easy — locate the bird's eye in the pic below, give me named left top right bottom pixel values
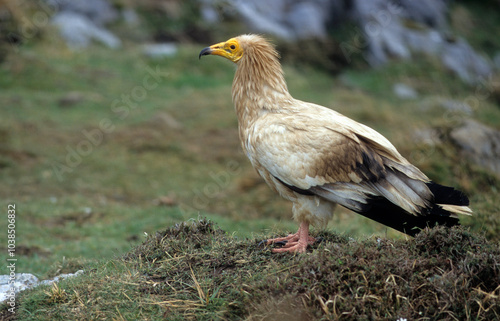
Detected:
left=230, top=45, right=236, bottom=50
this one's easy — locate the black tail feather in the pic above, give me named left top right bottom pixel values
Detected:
left=352, top=181, right=469, bottom=237
left=354, top=198, right=460, bottom=237
left=426, top=181, right=470, bottom=206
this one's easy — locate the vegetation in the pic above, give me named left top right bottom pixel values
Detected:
left=0, top=1, right=499, bottom=320
left=6, top=219, right=500, bottom=320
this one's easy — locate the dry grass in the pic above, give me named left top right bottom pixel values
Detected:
left=85, top=219, right=500, bottom=320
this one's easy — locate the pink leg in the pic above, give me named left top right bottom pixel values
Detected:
left=266, top=222, right=315, bottom=253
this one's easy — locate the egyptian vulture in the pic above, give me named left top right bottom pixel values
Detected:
left=199, top=34, right=472, bottom=253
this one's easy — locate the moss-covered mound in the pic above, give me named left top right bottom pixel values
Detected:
left=124, top=219, right=500, bottom=320
left=5, top=218, right=499, bottom=320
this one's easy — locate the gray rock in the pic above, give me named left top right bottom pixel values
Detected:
left=142, top=43, right=178, bottom=59
left=406, top=29, right=444, bottom=56
left=0, top=271, right=84, bottom=303
left=494, top=52, right=500, bottom=70
left=286, top=2, right=328, bottom=39
left=412, top=127, right=441, bottom=146
left=450, top=120, right=500, bottom=176
left=225, top=0, right=332, bottom=41
left=233, top=0, right=294, bottom=40
left=39, top=270, right=84, bottom=286
left=349, top=0, right=492, bottom=82
left=419, top=96, right=473, bottom=115
left=0, top=273, right=39, bottom=302
left=58, top=91, right=85, bottom=108
left=199, top=0, right=493, bottom=82
left=45, top=0, right=118, bottom=26
left=122, top=8, right=140, bottom=26
left=199, top=0, right=220, bottom=24
left=52, top=12, right=121, bottom=49
left=441, top=38, right=492, bottom=84
left=438, top=99, right=473, bottom=115
left=397, top=0, right=448, bottom=29
left=393, top=83, right=418, bottom=99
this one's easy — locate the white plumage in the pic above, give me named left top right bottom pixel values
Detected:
left=200, top=34, right=472, bottom=253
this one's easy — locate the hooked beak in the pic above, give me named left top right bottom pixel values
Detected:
left=198, top=41, right=233, bottom=60
left=199, top=47, right=213, bottom=59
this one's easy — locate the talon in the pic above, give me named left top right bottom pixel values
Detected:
left=274, top=240, right=288, bottom=246
left=267, top=222, right=315, bottom=254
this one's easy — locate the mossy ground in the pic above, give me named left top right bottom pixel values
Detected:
left=4, top=219, right=499, bottom=320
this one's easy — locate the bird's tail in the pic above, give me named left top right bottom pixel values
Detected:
left=426, top=182, right=473, bottom=217
left=354, top=182, right=471, bottom=237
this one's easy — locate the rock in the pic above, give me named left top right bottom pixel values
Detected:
left=45, top=0, right=118, bottom=26
left=233, top=0, right=295, bottom=40
left=122, top=8, right=140, bottom=26
left=393, top=83, right=418, bottom=99
left=441, top=38, right=492, bottom=84
left=199, top=0, right=220, bottom=24
left=286, top=2, right=328, bottom=39
left=142, top=43, right=178, bottom=59
left=419, top=97, right=474, bottom=115
left=438, top=99, right=473, bottom=114
left=199, top=0, right=493, bottom=82
left=0, top=271, right=84, bottom=303
left=58, top=91, right=85, bottom=108
left=412, top=127, right=441, bottom=146
left=47, top=0, right=121, bottom=49
left=39, top=270, right=84, bottom=286
left=351, top=0, right=493, bottom=82
left=494, top=52, right=500, bottom=70
left=223, top=0, right=332, bottom=41
left=0, top=273, right=39, bottom=302
left=52, top=12, right=121, bottom=49
left=352, top=0, right=411, bottom=65
left=397, top=0, right=448, bottom=29
left=450, top=120, right=500, bottom=176
left=405, top=29, right=444, bottom=56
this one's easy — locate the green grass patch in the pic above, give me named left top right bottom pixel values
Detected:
left=6, top=219, right=499, bottom=320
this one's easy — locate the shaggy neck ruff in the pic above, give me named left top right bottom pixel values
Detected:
left=232, top=35, right=293, bottom=124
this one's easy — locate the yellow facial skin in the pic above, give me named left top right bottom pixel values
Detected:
left=199, top=38, right=243, bottom=63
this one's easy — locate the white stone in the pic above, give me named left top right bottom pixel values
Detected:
left=142, top=43, right=178, bottom=59
left=393, top=83, right=418, bottom=99
left=0, top=271, right=84, bottom=303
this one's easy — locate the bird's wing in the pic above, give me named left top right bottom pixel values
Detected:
left=248, top=102, right=431, bottom=215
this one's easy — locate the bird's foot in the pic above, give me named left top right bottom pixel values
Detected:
left=265, top=222, right=314, bottom=253
left=266, top=233, right=298, bottom=245
left=270, top=237, right=315, bottom=253
left=266, top=233, right=314, bottom=246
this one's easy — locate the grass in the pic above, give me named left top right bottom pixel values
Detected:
left=6, top=219, right=500, bottom=320
left=0, top=3, right=500, bottom=318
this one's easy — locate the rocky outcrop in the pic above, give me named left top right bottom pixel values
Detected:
left=200, top=0, right=494, bottom=83
left=450, top=119, right=500, bottom=177
left=51, top=12, right=121, bottom=49
left=45, top=0, right=121, bottom=49
left=0, top=271, right=84, bottom=303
